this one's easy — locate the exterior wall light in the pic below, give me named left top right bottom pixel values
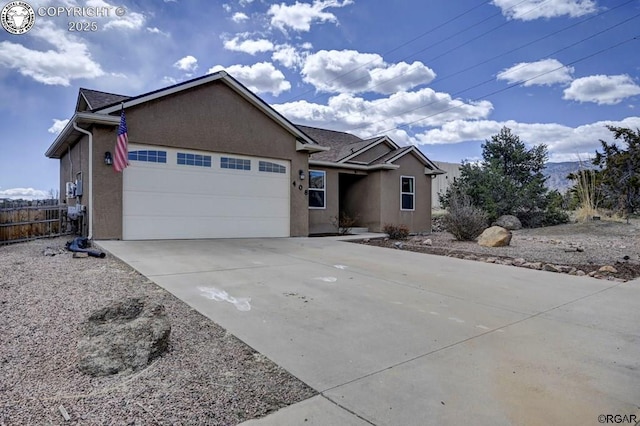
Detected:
left=299, top=169, right=306, bottom=180
left=104, top=152, right=113, bottom=166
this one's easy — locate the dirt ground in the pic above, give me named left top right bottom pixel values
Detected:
left=361, top=218, right=640, bottom=281
left=0, top=238, right=315, bottom=425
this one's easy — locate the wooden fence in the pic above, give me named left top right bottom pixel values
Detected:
left=0, top=200, right=72, bottom=245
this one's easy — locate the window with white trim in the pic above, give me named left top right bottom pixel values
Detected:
left=128, top=150, right=167, bottom=163
left=401, top=176, right=415, bottom=210
left=309, top=170, right=326, bottom=209
left=259, top=161, right=286, bottom=174
left=220, top=157, right=251, bottom=170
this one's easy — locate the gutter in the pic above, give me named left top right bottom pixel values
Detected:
left=72, top=123, right=94, bottom=240
left=45, top=112, right=120, bottom=158
left=309, top=159, right=399, bottom=171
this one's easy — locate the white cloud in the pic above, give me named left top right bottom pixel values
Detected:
left=302, top=50, right=436, bottom=94
left=563, top=75, right=640, bottom=105
left=269, top=0, right=353, bottom=33
left=414, top=116, right=640, bottom=162
left=208, top=62, right=291, bottom=96
left=48, top=119, right=69, bottom=134
left=232, top=12, right=249, bottom=22
left=272, top=44, right=308, bottom=69
left=223, top=35, right=274, bottom=55
left=497, top=59, right=574, bottom=87
left=147, top=27, right=169, bottom=36
left=173, top=55, right=198, bottom=72
left=85, top=0, right=146, bottom=30
left=0, top=21, right=104, bottom=86
left=275, top=88, right=493, bottom=135
left=0, top=188, right=49, bottom=200
left=492, top=0, right=597, bottom=21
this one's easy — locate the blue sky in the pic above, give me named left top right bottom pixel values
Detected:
left=1, top=0, right=639, bottom=199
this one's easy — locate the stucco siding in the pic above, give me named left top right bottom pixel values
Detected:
left=89, top=81, right=308, bottom=239
left=380, top=154, right=432, bottom=233
left=308, top=167, right=339, bottom=234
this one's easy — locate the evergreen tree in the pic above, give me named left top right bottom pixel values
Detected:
left=593, top=126, right=640, bottom=222
left=441, top=127, right=567, bottom=227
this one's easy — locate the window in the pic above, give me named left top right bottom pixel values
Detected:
left=259, top=161, right=286, bottom=174
left=128, top=150, right=167, bottom=163
left=177, top=152, right=211, bottom=167
left=401, top=176, right=415, bottom=210
left=309, top=170, right=326, bottom=209
left=221, top=157, right=251, bottom=170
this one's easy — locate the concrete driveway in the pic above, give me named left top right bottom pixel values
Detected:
left=98, top=237, right=640, bottom=426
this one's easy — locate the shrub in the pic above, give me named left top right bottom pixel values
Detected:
left=442, top=193, right=488, bottom=241
left=383, top=223, right=410, bottom=240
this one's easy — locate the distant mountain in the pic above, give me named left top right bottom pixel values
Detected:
left=543, top=161, right=597, bottom=193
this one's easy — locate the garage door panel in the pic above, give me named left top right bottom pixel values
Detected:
left=124, top=216, right=290, bottom=240
left=123, top=146, right=291, bottom=240
left=126, top=168, right=289, bottom=198
left=124, top=192, right=290, bottom=218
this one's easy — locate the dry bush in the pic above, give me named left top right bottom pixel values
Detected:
left=442, top=193, right=488, bottom=241
left=383, top=224, right=410, bottom=240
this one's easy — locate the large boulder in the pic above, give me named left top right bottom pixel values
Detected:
left=478, top=226, right=512, bottom=247
left=493, top=215, right=522, bottom=230
left=77, top=297, right=171, bottom=377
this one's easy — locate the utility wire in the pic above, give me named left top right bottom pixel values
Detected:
left=322, top=0, right=555, bottom=98
left=361, top=0, right=635, bottom=96
left=276, top=0, right=522, bottom=106
left=365, top=35, right=639, bottom=139
left=345, top=10, right=640, bottom=133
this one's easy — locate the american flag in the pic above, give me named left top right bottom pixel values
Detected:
left=114, top=106, right=129, bottom=172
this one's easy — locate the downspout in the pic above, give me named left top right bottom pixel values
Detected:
left=72, top=123, right=93, bottom=240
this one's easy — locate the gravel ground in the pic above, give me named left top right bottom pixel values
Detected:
left=362, top=219, right=640, bottom=281
left=0, top=237, right=315, bottom=426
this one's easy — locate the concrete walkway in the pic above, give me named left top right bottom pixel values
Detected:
left=98, top=237, right=640, bottom=426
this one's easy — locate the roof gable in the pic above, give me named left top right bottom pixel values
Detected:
left=76, top=88, right=130, bottom=112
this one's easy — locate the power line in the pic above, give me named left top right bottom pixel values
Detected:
left=276, top=0, right=524, bottom=107
left=345, top=10, right=640, bottom=133
left=364, top=35, right=639, bottom=139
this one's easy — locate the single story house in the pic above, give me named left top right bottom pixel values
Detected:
left=45, top=72, right=443, bottom=240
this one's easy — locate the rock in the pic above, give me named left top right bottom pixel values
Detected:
left=43, top=247, right=65, bottom=256
left=575, top=270, right=586, bottom=276
left=523, top=262, right=543, bottom=270
left=557, top=266, right=573, bottom=274
left=500, top=259, right=514, bottom=266
left=598, top=265, right=618, bottom=274
left=477, top=226, right=512, bottom=247
left=465, top=255, right=478, bottom=261
left=485, top=257, right=498, bottom=263
left=393, top=241, right=403, bottom=249
left=493, top=215, right=522, bottom=230
left=542, top=264, right=562, bottom=273
left=588, top=271, right=598, bottom=277
left=568, top=268, right=578, bottom=275
left=77, top=297, right=171, bottom=377
left=73, top=252, right=89, bottom=258
left=363, top=238, right=370, bottom=244
left=512, top=258, right=526, bottom=266
left=422, top=239, right=432, bottom=246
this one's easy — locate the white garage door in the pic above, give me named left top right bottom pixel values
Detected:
left=123, top=145, right=290, bottom=240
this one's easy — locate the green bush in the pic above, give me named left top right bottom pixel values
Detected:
left=442, top=193, right=488, bottom=241
left=383, top=223, right=410, bottom=240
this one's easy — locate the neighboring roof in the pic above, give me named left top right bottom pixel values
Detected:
left=77, top=88, right=130, bottom=112
left=47, top=71, right=325, bottom=158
